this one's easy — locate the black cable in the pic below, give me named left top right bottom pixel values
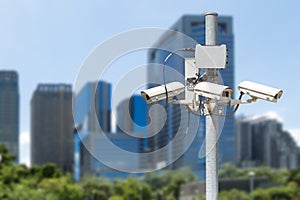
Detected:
left=162, top=48, right=195, bottom=140
left=163, top=48, right=195, bottom=104
left=185, top=96, right=204, bottom=117
left=186, top=105, right=203, bottom=117
left=221, top=92, right=244, bottom=117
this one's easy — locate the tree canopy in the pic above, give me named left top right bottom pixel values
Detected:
left=2, top=143, right=300, bottom=200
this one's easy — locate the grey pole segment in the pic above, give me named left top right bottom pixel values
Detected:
left=249, top=171, right=255, bottom=200
left=250, top=176, right=254, bottom=200
left=205, top=12, right=219, bottom=200
left=205, top=12, right=218, bottom=46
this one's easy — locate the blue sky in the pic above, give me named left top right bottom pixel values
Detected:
left=0, top=0, right=299, bottom=165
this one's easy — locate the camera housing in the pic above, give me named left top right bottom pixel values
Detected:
left=238, top=81, right=283, bottom=103
left=141, top=82, right=185, bottom=104
left=194, top=81, right=233, bottom=100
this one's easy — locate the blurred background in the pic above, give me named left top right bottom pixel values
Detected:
left=0, top=0, right=300, bottom=199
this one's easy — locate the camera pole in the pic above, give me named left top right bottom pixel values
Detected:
left=141, top=11, right=283, bottom=200
left=205, top=12, right=219, bottom=200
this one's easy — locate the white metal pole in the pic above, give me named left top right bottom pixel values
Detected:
left=250, top=176, right=254, bottom=200
left=249, top=171, right=255, bottom=200
left=205, top=12, right=219, bottom=200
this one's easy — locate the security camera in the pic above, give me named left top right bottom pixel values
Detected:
left=194, top=81, right=233, bottom=100
left=141, top=82, right=185, bottom=104
left=238, top=81, right=283, bottom=103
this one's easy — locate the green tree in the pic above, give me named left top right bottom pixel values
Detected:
left=6, top=183, right=44, bottom=200
left=287, top=168, right=300, bottom=185
left=144, top=167, right=196, bottom=192
left=112, top=178, right=152, bottom=200
left=253, top=189, right=270, bottom=200
left=163, top=174, right=187, bottom=199
left=38, top=177, right=83, bottom=200
left=82, top=177, right=112, bottom=200
left=0, top=143, right=15, bottom=166
left=219, top=189, right=249, bottom=200
left=268, top=187, right=294, bottom=200
left=39, top=163, right=62, bottom=178
left=219, top=163, right=289, bottom=184
left=109, top=195, right=124, bottom=200
left=161, top=168, right=196, bottom=199
left=219, top=163, right=243, bottom=178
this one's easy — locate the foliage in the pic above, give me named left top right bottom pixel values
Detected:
left=144, top=167, right=196, bottom=199
left=219, top=189, right=250, bottom=200
left=113, top=178, right=152, bottom=200
left=109, top=196, right=124, bottom=200
left=81, top=177, right=112, bottom=200
left=3, top=143, right=300, bottom=200
left=287, top=167, right=300, bottom=185
left=219, top=163, right=289, bottom=184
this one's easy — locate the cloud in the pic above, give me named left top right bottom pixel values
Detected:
left=20, top=132, right=30, bottom=145
left=288, top=129, right=300, bottom=147
left=263, top=111, right=284, bottom=122
left=19, top=131, right=30, bottom=167
left=249, top=111, right=284, bottom=123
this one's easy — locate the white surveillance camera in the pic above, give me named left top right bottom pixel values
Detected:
left=238, top=81, right=283, bottom=103
left=141, top=82, right=185, bottom=104
left=194, top=82, right=233, bottom=100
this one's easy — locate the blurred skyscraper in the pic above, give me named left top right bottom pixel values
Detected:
left=31, top=84, right=73, bottom=173
left=0, top=71, right=19, bottom=162
left=116, top=95, right=148, bottom=170
left=74, top=81, right=112, bottom=176
left=236, top=115, right=300, bottom=169
left=78, top=131, right=140, bottom=179
left=116, top=95, right=147, bottom=134
left=116, top=98, right=132, bottom=133
left=75, top=81, right=111, bottom=133
left=147, top=15, right=235, bottom=174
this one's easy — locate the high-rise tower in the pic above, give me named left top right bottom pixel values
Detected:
left=0, top=71, right=19, bottom=162
left=31, top=84, right=73, bottom=172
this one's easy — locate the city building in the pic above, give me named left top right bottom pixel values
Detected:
left=116, top=95, right=147, bottom=134
left=236, top=114, right=300, bottom=169
left=74, top=81, right=113, bottom=177
left=31, top=84, right=73, bottom=172
left=0, top=71, right=19, bottom=162
left=74, top=81, right=112, bottom=134
left=147, top=15, right=235, bottom=174
left=74, top=81, right=148, bottom=179
left=79, top=131, right=140, bottom=179
left=116, top=95, right=148, bottom=170
left=116, top=98, right=132, bottom=133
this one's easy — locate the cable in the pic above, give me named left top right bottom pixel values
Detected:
left=185, top=95, right=205, bottom=117
left=221, top=92, right=244, bottom=117
left=162, top=48, right=195, bottom=140
left=186, top=105, right=204, bottom=117
left=163, top=48, right=195, bottom=105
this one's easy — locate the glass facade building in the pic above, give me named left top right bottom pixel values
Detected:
left=74, top=81, right=112, bottom=133
left=74, top=81, right=112, bottom=177
left=236, top=116, right=300, bottom=169
left=74, top=82, right=147, bottom=179
left=0, top=71, right=19, bottom=162
left=81, top=132, right=140, bottom=178
left=116, top=95, right=148, bottom=170
left=116, top=95, right=147, bottom=134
